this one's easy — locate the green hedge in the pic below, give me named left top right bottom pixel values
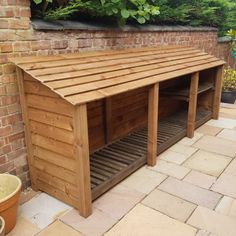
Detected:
left=32, top=0, right=236, bottom=35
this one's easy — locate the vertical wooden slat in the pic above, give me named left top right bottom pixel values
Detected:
left=73, top=104, right=92, bottom=217
left=16, top=68, right=38, bottom=190
left=147, top=83, right=159, bottom=166
left=105, top=97, right=112, bottom=143
left=187, top=72, right=199, bottom=138
left=212, top=65, right=224, bottom=119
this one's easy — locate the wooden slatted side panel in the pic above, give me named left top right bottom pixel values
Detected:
left=23, top=72, right=80, bottom=208
left=87, top=100, right=106, bottom=153
left=107, top=87, right=149, bottom=142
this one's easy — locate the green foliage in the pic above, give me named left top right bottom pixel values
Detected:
left=34, top=0, right=160, bottom=27
left=31, top=0, right=236, bottom=34
left=154, top=0, right=236, bottom=35
left=223, top=68, right=236, bottom=91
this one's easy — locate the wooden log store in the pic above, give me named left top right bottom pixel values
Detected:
left=11, top=46, right=225, bottom=217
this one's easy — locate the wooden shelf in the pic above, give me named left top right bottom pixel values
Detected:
left=161, top=83, right=214, bottom=101
left=90, top=107, right=212, bottom=200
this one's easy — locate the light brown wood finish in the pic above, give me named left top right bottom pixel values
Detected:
left=212, top=65, right=224, bottom=119
left=147, top=83, right=159, bottom=166
left=73, top=104, right=92, bottom=217
left=16, top=69, right=37, bottom=190
left=11, top=47, right=225, bottom=106
left=187, top=72, right=199, bottom=138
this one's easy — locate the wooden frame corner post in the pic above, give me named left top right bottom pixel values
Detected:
left=73, top=104, right=92, bottom=217
left=16, top=67, right=38, bottom=190
left=212, top=65, right=224, bottom=120
left=187, top=72, right=199, bottom=138
left=147, top=83, right=159, bottom=166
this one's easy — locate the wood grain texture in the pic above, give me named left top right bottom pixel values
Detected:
left=11, top=46, right=225, bottom=105
left=16, top=69, right=38, bottom=190
left=187, top=72, right=199, bottom=138
left=212, top=65, right=224, bottom=119
left=73, top=104, right=92, bottom=217
left=147, top=83, right=159, bottom=166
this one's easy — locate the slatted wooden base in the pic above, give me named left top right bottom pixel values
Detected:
left=91, top=107, right=211, bottom=200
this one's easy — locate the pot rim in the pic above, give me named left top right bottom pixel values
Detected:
left=0, top=216, right=5, bottom=234
left=0, top=174, right=22, bottom=204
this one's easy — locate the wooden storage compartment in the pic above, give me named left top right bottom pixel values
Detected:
left=11, top=46, right=225, bottom=217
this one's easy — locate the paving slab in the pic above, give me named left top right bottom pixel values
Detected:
left=187, top=206, right=236, bottom=236
left=18, top=193, right=72, bottom=229
left=37, top=220, right=84, bottom=236
left=183, top=170, right=216, bottom=189
left=93, top=184, right=145, bottom=220
left=215, top=196, right=236, bottom=218
left=142, top=189, right=196, bottom=222
left=105, top=204, right=197, bottom=236
left=60, top=208, right=117, bottom=236
left=158, top=177, right=222, bottom=209
left=183, top=150, right=231, bottom=177
left=206, top=117, right=236, bottom=129
left=196, top=124, right=222, bottom=136
left=7, top=217, right=40, bottom=236
left=178, top=132, right=203, bottom=146
left=148, top=160, right=190, bottom=179
left=169, top=143, right=198, bottom=156
left=193, top=135, right=236, bottom=157
left=217, top=129, right=236, bottom=142
left=159, top=150, right=191, bottom=165
left=120, top=166, right=167, bottom=194
left=211, top=174, right=236, bottom=198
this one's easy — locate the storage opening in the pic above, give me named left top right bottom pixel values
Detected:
left=89, top=73, right=213, bottom=200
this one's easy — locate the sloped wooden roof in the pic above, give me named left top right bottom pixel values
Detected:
left=11, top=46, right=225, bottom=105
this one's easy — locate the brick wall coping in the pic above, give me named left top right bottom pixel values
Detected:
left=218, top=36, right=232, bottom=43
left=32, top=19, right=218, bottom=32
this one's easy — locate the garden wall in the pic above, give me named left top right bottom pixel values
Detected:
left=0, top=0, right=235, bottom=189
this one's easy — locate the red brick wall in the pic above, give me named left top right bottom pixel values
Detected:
left=0, top=0, right=234, bottom=188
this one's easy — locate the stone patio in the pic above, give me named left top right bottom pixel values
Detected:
left=9, top=103, right=236, bottom=236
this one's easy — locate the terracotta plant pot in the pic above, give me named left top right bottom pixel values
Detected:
left=0, top=216, right=5, bottom=236
left=0, top=174, right=22, bottom=234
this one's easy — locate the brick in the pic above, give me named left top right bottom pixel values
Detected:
left=31, top=41, right=51, bottom=51
left=8, top=18, right=30, bottom=29
left=20, top=8, right=31, bottom=17
left=0, top=19, right=8, bottom=29
left=7, top=148, right=26, bottom=160
left=2, top=63, right=15, bottom=74
left=0, top=42, right=13, bottom=53
left=53, top=40, right=68, bottom=49
left=6, top=83, right=18, bottom=95
left=14, top=41, right=31, bottom=52
left=7, top=103, right=21, bottom=114
left=0, top=85, right=6, bottom=96
left=0, top=160, right=14, bottom=172
left=2, top=113, right=22, bottom=125
left=0, top=144, right=12, bottom=155
left=0, top=125, right=12, bottom=136
left=8, top=131, right=24, bottom=142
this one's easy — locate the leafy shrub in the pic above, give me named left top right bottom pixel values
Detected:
left=32, top=0, right=160, bottom=26
left=223, top=68, right=236, bottom=91
left=154, top=0, right=236, bottom=36
left=31, top=0, right=236, bottom=35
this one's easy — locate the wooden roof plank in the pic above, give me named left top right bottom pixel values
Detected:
left=11, top=46, right=225, bottom=106
left=57, top=55, right=215, bottom=96
left=37, top=49, right=204, bottom=81
left=66, top=60, right=224, bottom=105
left=63, top=57, right=217, bottom=97
left=24, top=47, right=194, bottom=75
left=12, top=45, right=189, bottom=66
